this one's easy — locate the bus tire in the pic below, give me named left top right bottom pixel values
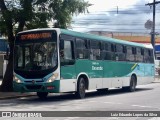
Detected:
left=37, top=92, right=48, bottom=99
left=76, top=77, right=86, bottom=99
left=123, top=75, right=136, bottom=92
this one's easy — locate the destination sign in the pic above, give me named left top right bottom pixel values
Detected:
left=20, top=32, right=52, bottom=40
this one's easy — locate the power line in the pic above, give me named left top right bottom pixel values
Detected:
left=71, top=27, right=160, bottom=30
left=145, top=0, right=160, bottom=58
left=73, top=23, right=160, bottom=26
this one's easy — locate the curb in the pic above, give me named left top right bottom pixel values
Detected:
left=0, top=93, right=36, bottom=100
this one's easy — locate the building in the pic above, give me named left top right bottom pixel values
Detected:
left=0, top=38, right=8, bottom=79
left=89, top=31, right=160, bottom=43
left=155, top=45, right=160, bottom=60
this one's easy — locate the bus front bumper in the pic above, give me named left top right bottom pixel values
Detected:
left=13, top=80, right=60, bottom=93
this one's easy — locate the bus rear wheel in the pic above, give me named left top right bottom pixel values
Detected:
left=76, top=77, right=86, bottom=99
left=37, top=92, right=48, bottom=99
left=123, top=75, right=136, bottom=92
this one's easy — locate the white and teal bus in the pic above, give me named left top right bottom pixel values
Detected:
left=13, top=28, right=155, bottom=99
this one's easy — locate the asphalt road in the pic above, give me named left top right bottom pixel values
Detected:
left=0, top=82, right=160, bottom=120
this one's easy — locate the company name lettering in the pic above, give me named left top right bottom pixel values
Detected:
left=92, top=66, right=103, bottom=71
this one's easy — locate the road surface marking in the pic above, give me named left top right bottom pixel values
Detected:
left=104, top=102, right=122, bottom=104
left=148, top=118, right=160, bottom=120
left=65, top=117, right=80, bottom=120
left=131, top=105, right=160, bottom=109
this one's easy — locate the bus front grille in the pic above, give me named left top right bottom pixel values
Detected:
left=25, top=80, right=43, bottom=83
left=25, top=85, right=42, bottom=90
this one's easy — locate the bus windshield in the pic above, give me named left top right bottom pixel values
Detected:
left=14, top=31, right=58, bottom=78
left=14, top=42, right=57, bottom=71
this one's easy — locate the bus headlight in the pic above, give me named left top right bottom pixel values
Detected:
left=13, top=75, right=22, bottom=83
left=47, top=73, right=58, bottom=83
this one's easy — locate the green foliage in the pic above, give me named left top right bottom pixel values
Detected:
left=0, top=0, right=89, bottom=36
left=0, top=18, right=7, bottom=35
left=49, top=0, right=89, bottom=28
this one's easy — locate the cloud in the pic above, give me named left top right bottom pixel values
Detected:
left=71, top=0, right=160, bottom=33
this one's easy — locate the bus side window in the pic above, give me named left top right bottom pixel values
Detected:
left=60, top=40, right=75, bottom=65
left=144, top=49, right=149, bottom=63
left=149, top=49, right=154, bottom=63
left=115, top=44, right=125, bottom=61
left=144, top=49, right=154, bottom=63
left=90, top=40, right=101, bottom=60
left=103, top=42, right=112, bottom=60
left=132, top=47, right=136, bottom=61
left=111, top=44, right=116, bottom=60
left=136, top=47, right=143, bottom=62
left=76, top=38, right=89, bottom=59
left=126, top=46, right=134, bottom=61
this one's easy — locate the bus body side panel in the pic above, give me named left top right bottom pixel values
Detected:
left=103, top=62, right=154, bottom=88
left=103, top=61, right=135, bottom=88
left=59, top=59, right=104, bottom=92
left=59, top=61, right=155, bottom=92
left=75, top=60, right=103, bottom=90
left=136, top=63, right=154, bottom=85
left=122, top=63, right=154, bottom=86
left=59, top=64, right=76, bottom=92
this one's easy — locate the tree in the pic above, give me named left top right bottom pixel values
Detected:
left=0, top=0, right=89, bottom=91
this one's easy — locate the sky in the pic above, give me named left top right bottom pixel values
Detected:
left=71, top=0, right=160, bottom=34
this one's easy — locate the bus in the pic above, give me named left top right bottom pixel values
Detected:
left=13, top=28, right=155, bottom=99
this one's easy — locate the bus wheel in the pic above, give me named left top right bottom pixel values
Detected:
left=129, top=75, right=136, bottom=92
left=123, top=75, right=136, bottom=92
left=76, top=77, right=86, bottom=99
left=37, top=92, right=48, bottom=99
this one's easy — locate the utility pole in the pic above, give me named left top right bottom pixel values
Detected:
left=117, top=6, right=118, bottom=14
left=146, top=0, right=160, bottom=59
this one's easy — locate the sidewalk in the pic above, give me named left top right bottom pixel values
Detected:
left=0, top=79, right=35, bottom=100
left=153, top=77, right=160, bottom=83
left=0, top=92, right=35, bottom=100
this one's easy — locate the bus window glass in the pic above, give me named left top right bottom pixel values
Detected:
left=136, top=47, right=143, bottom=62
left=144, top=49, right=149, bottom=63
left=90, top=41, right=101, bottom=60
left=126, top=46, right=135, bottom=61
left=64, top=41, right=73, bottom=60
left=105, top=43, right=109, bottom=51
left=25, top=47, right=30, bottom=65
left=76, top=39, right=85, bottom=49
left=150, top=49, right=154, bottom=63
left=14, top=42, right=57, bottom=71
left=141, top=48, right=144, bottom=55
left=144, top=49, right=154, bottom=63
left=111, top=44, right=115, bottom=52
left=115, top=44, right=125, bottom=61
left=102, top=43, right=114, bottom=60
left=15, top=46, right=23, bottom=67
left=76, top=38, right=88, bottom=59
left=116, top=44, right=123, bottom=52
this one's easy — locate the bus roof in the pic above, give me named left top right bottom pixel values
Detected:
left=17, top=28, right=149, bottom=48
